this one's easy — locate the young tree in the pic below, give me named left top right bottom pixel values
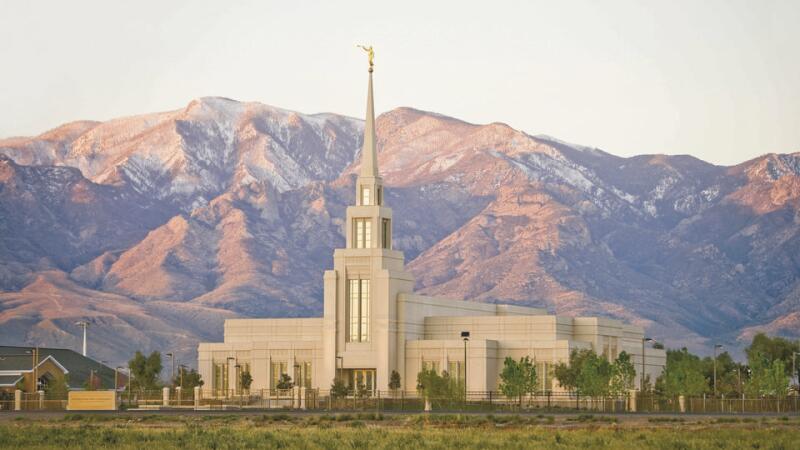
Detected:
left=417, top=369, right=463, bottom=409
left=276, top=373, right=293, bottom=390
left=128, top=350, right=163, bottom=391
left=355, top=382, right=369, bottom=398
left=656, top=348, right=707, bottom=397
left=554, top=349, right=594, bottom=393
left=609, top=352, right=636, bottom=396
left=239, top=370, right=253, bottom=392
left=700, top=351, right=742, bottom=395
left=576, top=352, right=613, bottom=397
left=498, top=356, right=537, bottom=407
left=746, top=356, right=789, bottom=397
left=44, top=373, right=70, bottom=398
left=554, top=349, right=612, bottom=400
left=389, top=370, right=401, bottom=395
left=746, top=333, right=799, bottom=378
left=173, top=368, right=204, bottom=390
left=330, top=378, right=349, bottom=398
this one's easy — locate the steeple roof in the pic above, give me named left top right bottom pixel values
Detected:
left=360, top=69, right=379, bottom=178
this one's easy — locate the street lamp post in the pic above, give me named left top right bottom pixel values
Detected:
left=179, top=364, right=188, bottom=389
left=641, top=338, right=654, bottom=391
left=461, top=331, right=470, bottom=406
left=713, top=344, right=723, bottom=397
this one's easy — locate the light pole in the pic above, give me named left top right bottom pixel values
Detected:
left=75, top=321, right=89, bottom=356
left=179, top=364, right=188, bottom=389
left=166, top=353, right=175, bottom=387
left=461, top=331, right=470, bottom=405
left=641, top=338, right=654, bottom=391
left=713, top=344, right=723, bottom=397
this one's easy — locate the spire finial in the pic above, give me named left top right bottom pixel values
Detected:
left=357, top=45, right=374, bottom=72
left=358, top=46, right=379, bottom=178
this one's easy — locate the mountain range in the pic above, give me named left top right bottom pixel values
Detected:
left=1, top=96, right=798, bottom=366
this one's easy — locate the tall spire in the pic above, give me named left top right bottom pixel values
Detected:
left=360, top=59, right=379, bottom=178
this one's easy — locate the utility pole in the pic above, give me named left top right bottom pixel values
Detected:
left=461, top=331, right=470, bottom=406
left=713, top=344, right=723, bottom=397
left=32, top=347, right=39, bottom=393
left=75, top=321, right=89, bottom=356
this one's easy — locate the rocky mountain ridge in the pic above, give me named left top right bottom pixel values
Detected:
left=1, top=97, right=798, bottom=365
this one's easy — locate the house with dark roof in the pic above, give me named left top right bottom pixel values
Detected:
left=0, top=346, right=124, bottom=393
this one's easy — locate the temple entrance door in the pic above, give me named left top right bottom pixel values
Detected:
left=348, top=369, right=376, bottom=393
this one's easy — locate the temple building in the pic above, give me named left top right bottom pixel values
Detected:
left=197, top=61, right=666, bottom=395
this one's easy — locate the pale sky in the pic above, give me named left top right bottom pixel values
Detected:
left=1, top=0, right=798, bottom=165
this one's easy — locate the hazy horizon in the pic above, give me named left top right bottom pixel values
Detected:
left=1, top=0, right=798, bottom=165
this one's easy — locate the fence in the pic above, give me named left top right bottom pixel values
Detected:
left=2, top=388, right=799, bottom=414
left=637, top=393, right=800, bottom=414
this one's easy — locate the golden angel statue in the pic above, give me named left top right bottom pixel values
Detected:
left=357, top=45, right=374, bottom=69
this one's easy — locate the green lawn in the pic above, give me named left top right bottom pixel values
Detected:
left=0, top=414, right=798, bottom=449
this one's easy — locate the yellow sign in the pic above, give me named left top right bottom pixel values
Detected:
left=67, top=390, right=118, bottom=411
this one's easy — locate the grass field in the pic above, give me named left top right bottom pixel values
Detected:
left=0, top=413, right=798, bottom=449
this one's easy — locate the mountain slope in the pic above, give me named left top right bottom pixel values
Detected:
left=1, top=98, right=798, bottom=365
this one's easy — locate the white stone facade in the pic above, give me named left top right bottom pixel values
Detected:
left=197, top=67, right=666, bottom=395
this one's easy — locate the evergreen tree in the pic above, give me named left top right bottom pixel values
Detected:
left=389, top=370, right=401, bottom=393
left=239, top=370, right=253, bottom=391
left=330, top=378, right=349, bottom=398
left=276, top=373, right=293, bottom=390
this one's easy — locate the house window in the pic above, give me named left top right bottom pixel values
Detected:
left=381, top=218, right=391, bottom=249
left=270, top=361, right=287, bottom=390
left=348, top=279, right=370, bottom=342
left=361, top=186, right=371, bottom=206
left=376, top=186, right=382, bottom=206
left=353, top=218, right=371, bottom=248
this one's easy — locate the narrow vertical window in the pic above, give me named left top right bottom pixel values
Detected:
left=349, top=279, right=360, bottom=341
left=360, top=280, right=370, bottom=342
left=382, top=218, right=391, bottom=249
left=361, top=186, right=371, bottom=206
left=303, top=361, right=312, bottom=388
left=353, top=219, right=372, bottom=248
left=271, top=361, right=287, bottom=390
left=376, top=187, right=382, bottom=206
left=347, top=279, right=371, bottom=342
